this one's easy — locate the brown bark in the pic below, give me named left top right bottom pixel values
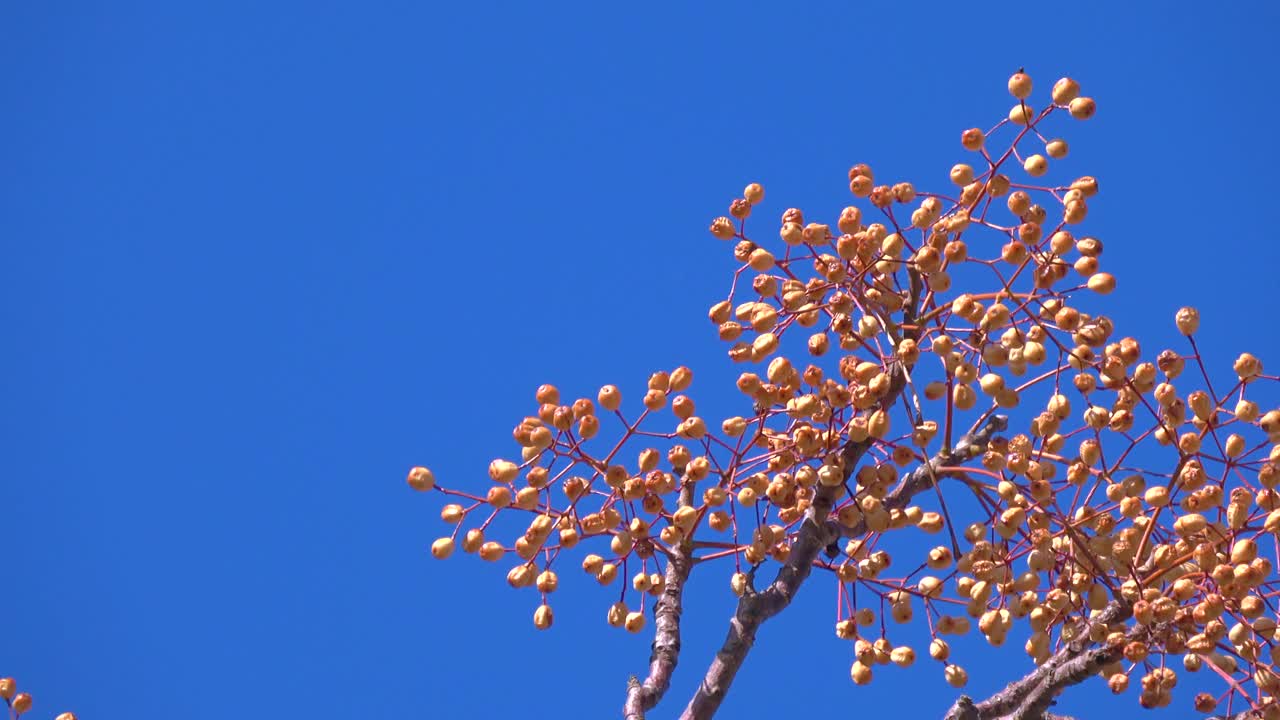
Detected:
left=623, top=478, right=697, bottom=719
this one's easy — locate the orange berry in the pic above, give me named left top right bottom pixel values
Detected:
left=744, top=183, right=764, bottom=205
left=961, top=128, right=985, bottom=150
left=0, top=679, right=15, bottom=700
left=1008, top=104, right=1034, bottom=125
left=1087, top=272, right=1116, bottom=294
left=597, top=384, right=621, bottom=411
left=669, top=366, right=693, bottom=392
left=431, top=537, right=455, bottom=559
left=624, top=611, right=646, bottom=633
left=710, top=216, right=736, bottom=240
left=407, top=466, right=435, bottom=491
left=533, top=604, right=554, bottom=629
left=1175, top=307, right=1199, bottom=335
left=1007, top=72, right=1032, bottom=99
left=534, top=384, right=559, bottom=405
left=1069, top=97, right=1096, bottom=119
left=1052, top=77, right=1080, bottom=104
left=12, top=693, right=32, bottom=714
left=847, top=163, right=873, bottom=182
left=488, top=459, right=519, bottom=483
left=949, top=164, right=974, bottom=186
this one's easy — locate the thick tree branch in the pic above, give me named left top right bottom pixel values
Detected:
left=944, top=601, right=1131, bottom=720
left=623, top=479, right=697, bottom=719
left=679, top=391, right=1006, bottom=720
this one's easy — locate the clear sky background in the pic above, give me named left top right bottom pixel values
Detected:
left=4, top=2, right=1279, bottom=719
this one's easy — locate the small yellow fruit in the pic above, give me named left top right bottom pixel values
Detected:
left=890, top=646, right=915, bottom=667
left=407, top=466, right=435, bottom=491
left=533, top=604, right=554, bottom=629
left=431, top=537, right=455, bottom=559
left=1007, top=72, right=1033, bottom=99
left=710, top=216, right=736, bottom=240
left=12, top=693, right=33, bottom=714
left=624, top=611, right=646, bottom=633
left=744, top=183, right=764, bottom=205
left=1052, top=77, right=1080, bottom=104
left=1008, top=104, right=1034, bottom=125
left=1175, top=307, right=1200, bottom=335
left=0, top=678, right=15, bottom=700
left=488, top=459, right=519, bottom=483
left=598, top=385, right=621, bottom=411
left=536, top=570, right=558, bottom=593
left=607, top=601, right=628, bottom=627
left=1087, top=272, right=1115, bottom=294
left=961, top=128, right=985, bottom=151
left=1069, top=97, right=1096, bottom=119
left=930, top=638, right=950, bottom=660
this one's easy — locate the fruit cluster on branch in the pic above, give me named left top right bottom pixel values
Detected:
left=413, top=70, right=1280, bottom=719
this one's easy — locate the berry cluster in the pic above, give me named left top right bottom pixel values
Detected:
left=414, top=71, right=1280, bottom=718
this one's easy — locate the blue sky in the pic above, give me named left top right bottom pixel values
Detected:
left=3, top=2, right=1279, bottom=719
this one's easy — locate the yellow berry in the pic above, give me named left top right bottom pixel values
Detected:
left=1007, top=72, right=1033, bottom=99
left=1087, top=272, right=1115, bottom=294
left=533, top=604, right=554, bottom=629
left=407, top=466, right=435, bottom=491
left=624, top=611, right=646, bottom=633
left=536, top=569, right=559, bottom=593
left=1175, top=307, right=1200, bottom=335
left=1069, top=97, right=1096, bottom=119
left=607, top=601, right=627, bottom=627
left=1052, top=77, right=1080, bottom=104
left=890, top=646, right=915, bottom=667
left=961, top=128, right=984, bottom=151
left=431, top=537, right=455, bottom=559
left=597, top=384, right=621, bottom=411
left=488, top=459, right=519, bottom=483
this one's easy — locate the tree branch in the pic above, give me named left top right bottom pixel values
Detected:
left=944, top=601, right=1131, bottom=720
left=830, top=413, right=1009, bottom=541
left=678, top=393, right=1006, bottom=719
left=623, top=478, right=697, bottom=719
